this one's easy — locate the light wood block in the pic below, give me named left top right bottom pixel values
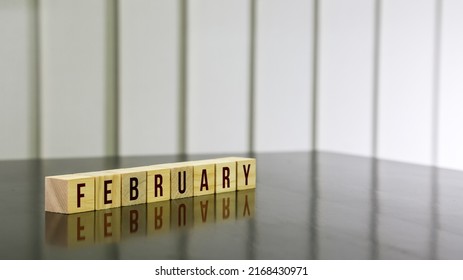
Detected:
left=215, top=160, right=237, bottom=194
left=45, top=174, right=95, bottom=214
left=95, top=208, right=121, bottom=244
left=216, top=192, right=236, bottom=222
left=121, top=204, right=146, bottom=239
left=45, top=157, right=256, bottom=214
left=45, top=211, right=95, bottom=247
left=171, top=197, right=193, bottom=230
left=171, top=164, right=193, bottom=199
left=147, top=200, right=170, bottom=235
left=146, top=166, right=171, bottom=203
left=121, top=169, right=147, bottom=206
left=192, top=162, right=215, bottom=196
left=237, top=189, right=255, bottom=219
left=94, top=171, right=121, bottom=210
left=194, top=194, right=215, bottom=226
left=235, top=158, right=256, bottom=190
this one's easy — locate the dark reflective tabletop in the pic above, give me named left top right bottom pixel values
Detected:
left=1, top=152, right=462, bottom=259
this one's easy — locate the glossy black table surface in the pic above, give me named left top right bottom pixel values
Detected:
left=1, top=152, right=463, bottom=260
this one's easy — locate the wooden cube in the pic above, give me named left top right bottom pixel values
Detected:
left=45, top=211, right=95, bottom=247
left=121, top=204, right=146, bottom=239
left=192, top=161, right=215, bottom=196
left=171, top=164, right=193, bottom=199
left=120, top=169, right=147, bottom=206
left=237, top=189, right=255, bottom=219
left=171, top=197, right=193, bottom=230
left=94, top=171, right=121, bottom=210
left=147, top=200, right=170, bottom=235
left=193, top=194, right=215, bottom=226
left=45, top=174, right=95, bottom=214
left=146, top=166, right=171, bottom=203
left=44, top=157, right=256, bottom=216
left=215, top=159, right=237, bottom=194
left=95, top=208, right=121, bottom=244
left=235, top=158, right=256, bottom=191
left=216, top=192, right=236, bottom=222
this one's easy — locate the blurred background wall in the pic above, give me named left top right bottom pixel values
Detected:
left=1, top=0, right=462, bottom=171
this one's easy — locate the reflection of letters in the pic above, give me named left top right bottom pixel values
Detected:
left=222, top=197, right=230, bottom=219
left=46, top=190, right=255, bottom=248
left=45, top=211, right=95, bottom=248
left=243, top=195, right=250, bottom=217
left=154, top=206, right=163, bottom=230
left=77, top=217, right=85, bottom=241
left=194, top=195, right=214, bottom=226
left=130, top=210, right=139, bottom=233
left=104, top=212, right=112, bottom=237
left=121, top=205, right=146, bottom=239
left=171, top=198, right=193, bottom=230
left=237, top=190, right=255, bottom=219
left=148, top=201, right=170, bottom=234
left=216, top=193, right=236, bottom=222
left=200, top=200, right=209, bottom=222
left=177, top=204, right=186, bottom=227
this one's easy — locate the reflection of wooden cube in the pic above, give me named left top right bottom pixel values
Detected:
left=147, top=201, right=170, bottom=235
left=171, top=198, right=193, bottom=230
left=45, top=211, right=95, bottom=248
left=121, top=204, right=146, bottom=239
left=237, top=189, right=255, bottom=219
left=121, top=169, right=147, bottom=206
left=216, top=192, right=236, bottom=222
left=45, top=174, right=95, bottom=214
left=194, top=194, right=215, bottom=226
left=95, top=208, right=121, bottom=244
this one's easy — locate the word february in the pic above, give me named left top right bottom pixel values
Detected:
left=45, top=157, right=256, bottom=214
left=45, top=190, right=255, bottom=248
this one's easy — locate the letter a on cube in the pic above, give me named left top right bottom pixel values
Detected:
left=192, top=162, right=215, bottom=196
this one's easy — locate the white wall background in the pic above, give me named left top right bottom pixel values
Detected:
left=0, top=0, right=38, bottom=159
left=255, top=0, right=313, bottom=152
left=1, top=0, right=462, bottom=171
left=317, top=0, right=374, bottom=157
left=119, top=0, right=180, bottom=156
left=377, top=0, right=436, bottom=166
left=187, top=0, right=250, bottom=154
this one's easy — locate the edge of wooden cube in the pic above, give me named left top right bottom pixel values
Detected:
left=45, top=174, right=95, bottom=214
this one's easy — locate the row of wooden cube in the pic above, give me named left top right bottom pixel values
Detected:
left=46, top=190, right=254, bottom=247
left=45, top=157, right=256, bottom=214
